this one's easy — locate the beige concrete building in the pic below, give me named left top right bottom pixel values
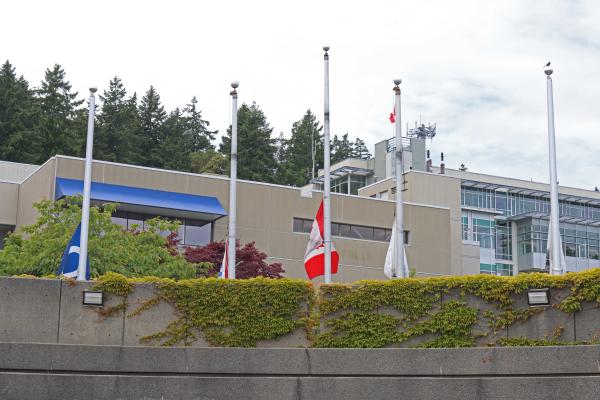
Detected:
left=2, top=132, right=600, bottom=280
left=0, top=156, right=451, bottom=282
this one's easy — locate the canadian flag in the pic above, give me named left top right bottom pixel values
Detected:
left=389, top=107, right=396, bottom=123
left=218, top=238, right=229, bottom=279
left=304, top=200, right=339, bottom=280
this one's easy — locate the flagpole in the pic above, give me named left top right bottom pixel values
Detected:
left=545, top=65, right=563, bottom=275
left=228, top=81, right=239, bottom=279
left=77, top=87, right=97, bottom=281
left=393, top=79, right=406, bottom=278
left=323, top=46, right=332, bottom=284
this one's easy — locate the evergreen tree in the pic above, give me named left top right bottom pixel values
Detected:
left=190, top=150, right=228, bottom=175
left=96, top=77, right=141, bottom=164
left=138, top=86, right=166, bottom=167
left=0, top=61, right=39, bottom=163
left=276, top=110, right=323, bottom=187
left=35, top=64, right=84, bottom=162
left=219, top=102, right=278, bottom=183
left=183, top=96, right=216, bottom=153
left=352, top=138, right=371, bottom=160
left=156, top=108, right=193, bottom=171
left=330, top=133, right=353, bottom=164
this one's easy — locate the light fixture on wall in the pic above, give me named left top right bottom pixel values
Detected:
left=82, top=290, right=104, bottom=306
left=527, top=289, right=550, bottom=306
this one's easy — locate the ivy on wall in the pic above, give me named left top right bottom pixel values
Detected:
left=314, top=269, right=600, bottom=348
left=95, top=274, right=313, bottom=347
left=60, top=269, right=600, bottom=348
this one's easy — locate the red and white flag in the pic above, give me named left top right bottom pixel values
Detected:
left=219, top=238, right=229, bottom=279
left=304, top=200, right=339, bottom=279
left=389, top=107, right=396, bottom=123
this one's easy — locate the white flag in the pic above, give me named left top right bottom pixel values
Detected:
left=546, top=218, right=566, bottom=274
left=384, top=220, right=410, bottom=279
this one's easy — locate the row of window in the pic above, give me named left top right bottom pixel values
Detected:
left=462, top=187, right=600, bottom=221
left=111, top=211, right=212, bottom=247
left=480, top=263, right=513, bottom=276
left=517, top=219, right=600, bottom=260
left=330, top=175, right=367, bottom=196
left=293, top=218, right=408, bottom=244
left=461, top=216, right=513, bottom=260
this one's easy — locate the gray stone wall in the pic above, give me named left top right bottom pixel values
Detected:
left=1, top=342, right=600, bottom=399
left=1, top=277, right=600, bottom=347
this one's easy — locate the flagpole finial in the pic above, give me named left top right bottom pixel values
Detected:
left=393, top=78, right=402, bottom=86
left=89, top=87, right=97, bottom=94
left=323, top=46, right=330, bottom=52
left=231, top=81, right=239, bottom=89
left=544, top=66, right=553, bottom=76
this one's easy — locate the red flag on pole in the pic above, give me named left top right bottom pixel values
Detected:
left=389, top=107, right=396, bottom=123
left=304, top=200, right=339, bottom=280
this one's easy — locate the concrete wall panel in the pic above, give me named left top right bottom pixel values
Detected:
left=507, top=289, right=575, bottom=342
left=0, top=277, right=60, bottom=343
left=574, top=301, right=600, bottom=342
left=58, top=281, right=124, bottom=345
left=0, top=181, right=19, bottom=225
left=16, top=158, right=55, bottom=228
left=3, top=344, right=600, bottom=399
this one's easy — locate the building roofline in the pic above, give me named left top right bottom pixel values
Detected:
left=54, top=155, right=305, bottom=192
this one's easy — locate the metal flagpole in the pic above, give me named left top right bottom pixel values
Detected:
left=323, top=46, right=332, bottom=284
left=544, top=65, right=563, bottom=275
left=228, top=81, right=239, bottom=279
left=393, top=79, right=406, bottom=278
left=77, top=87, right=97, bottom=281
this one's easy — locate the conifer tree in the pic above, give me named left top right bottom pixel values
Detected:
left=276, top=110, right=323, bottom=186
left=183, top=96, right=216, bottom=153
left=352, top=137, right=371, bottom=160
left=0, top=60, right=39, bottom=163
left=219, top=102, right=278, bottom=183
left=138, top=86, right=166, bottom=167
left=35, top=64, right=84, bottom=162
left=331, top=133, right=353, bottom=164
left=96, top=77, right=141, bottom=164
left=156, top=108, right=193, bottom=171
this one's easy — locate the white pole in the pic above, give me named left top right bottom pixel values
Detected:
left=77, top=87, right=97, bottom=281
left=545, top=65, right=563, bottom=275
left=323, top=46, right=332, bottom=284
left=228, top=81, right=239, bottom=279
left=393, top=79, right=406, bottom=278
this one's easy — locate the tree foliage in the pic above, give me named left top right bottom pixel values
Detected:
left=0, top=197, right=195, bottom=279
left=0, top=60, right=373, bottom=186
left=184, top=240, right=285, bottom=279
left=219, top=102, right=278, bottom=183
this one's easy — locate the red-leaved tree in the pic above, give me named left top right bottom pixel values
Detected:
left=183, top=240, right=285, bottom=279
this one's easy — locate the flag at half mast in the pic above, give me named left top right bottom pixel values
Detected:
left=219, top=238, right=230, bottom=279
left=57, top=223, right=90, bottom=280
left=304, top=199, right=339, bottom=279
left=384, top=219, right=409, bottom=279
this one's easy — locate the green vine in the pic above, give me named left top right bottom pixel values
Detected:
left=15, top=268, right=600, bottom=348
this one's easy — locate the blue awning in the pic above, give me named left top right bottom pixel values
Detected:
left=55, top=178, right=227, bottom=221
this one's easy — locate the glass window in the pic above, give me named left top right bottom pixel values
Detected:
left=564, top=243, right=576, bottom=257
left=374, top=228, right=387, bottom=241
left=127, top=212, right=145, bottom=230
left=350, top=225, right=373, bottom=240
left=293, top=218, right=305, bottom=233
left=185, top=220, right=212, bottom=246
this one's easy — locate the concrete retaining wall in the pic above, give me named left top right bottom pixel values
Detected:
left=1, top=342, right=600, bottom=399
left=2, top=277, right=600, bottom=347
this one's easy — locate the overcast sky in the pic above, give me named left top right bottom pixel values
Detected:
left=2, top=0, right=599, bottom=190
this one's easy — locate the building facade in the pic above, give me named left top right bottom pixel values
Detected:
left=1, top=133, right=599, bottom=281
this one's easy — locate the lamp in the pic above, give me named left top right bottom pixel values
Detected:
left=82, top=290, right=104, bottom=306
left=527, top=289, right=550, bottom=306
